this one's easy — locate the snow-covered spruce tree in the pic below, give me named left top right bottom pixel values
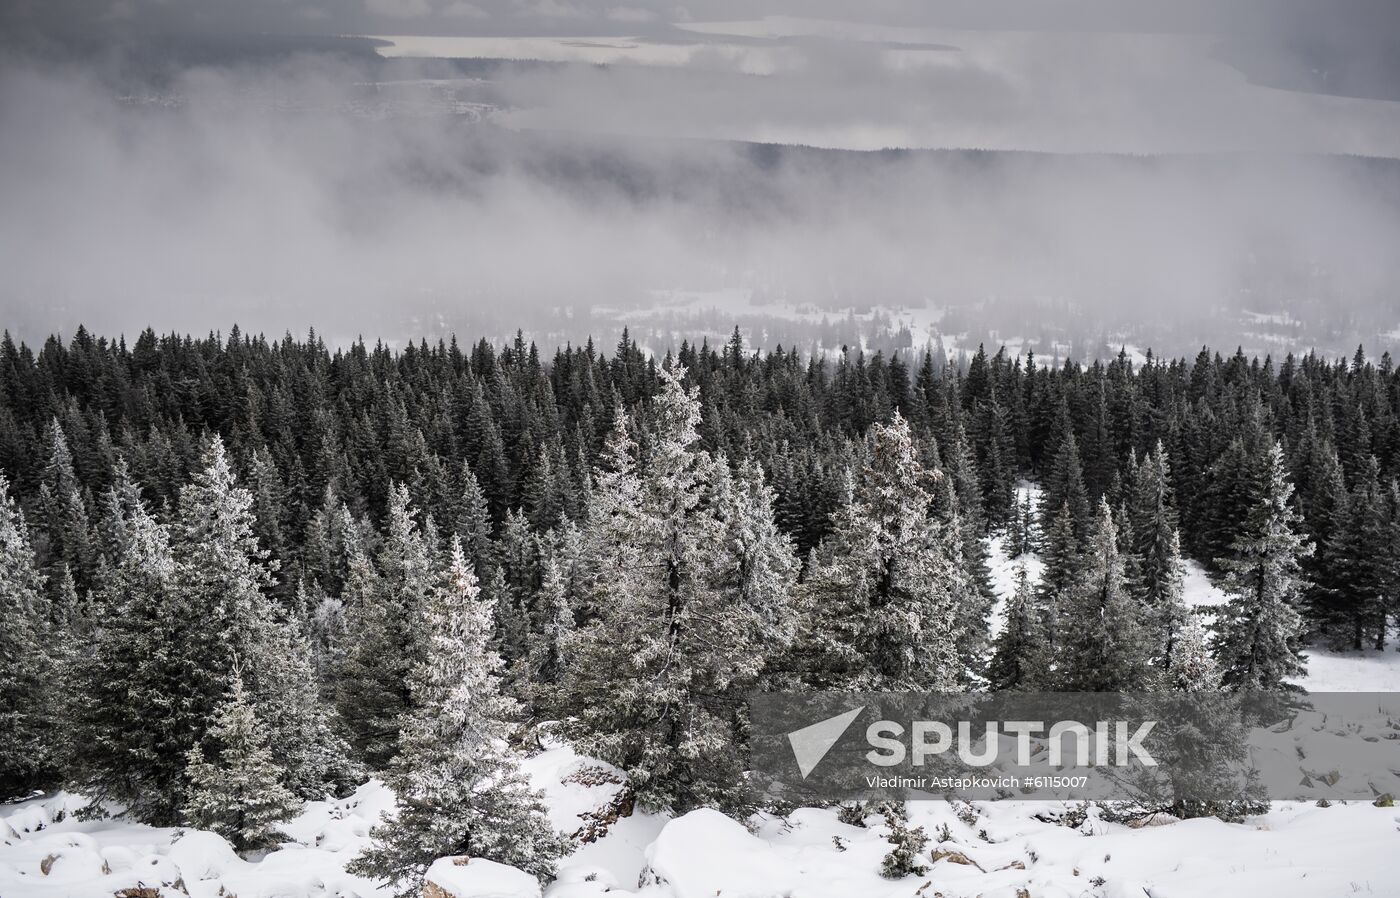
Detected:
left=1388, top=479, right=1400, bottom=647
left=0, top=472, right=58, bottom=797
left=559, top=365, right=795, bottom=814
left=1128, top=442, right=1181, bottom=609
left=710, top=459, right=801, bottom=678
left=36, top=419, right=96, bottom=595
left=1148, top=529, right=1193, bottom=677
left=1301, top=444, right=1352, bottom=647
left=245, top=445, right=290, bottom=584
left=268, top=605, right=362, bottom=799
left=987, top=562, right=1049, bottom=691
left=552, top=518, right=589, bottom=623
left=349, top=537, right=564, bottom=896
left=571, top=405, right=642, bottom=627
left=514, top=533, right=574, bottom=718
left=928, top=443, right=998, bottom=684
left=452, top=463, right=495, bottom=575
left=299, top=487, right=360, bottom=599
left=523, top=441, right=566, bottom=533
left=1213, top=443, right=1313, bottom=691
left=300, top=576, right=345, bottom=702
left=1167, top=612, right=1221, bottom=691
left=493, top=508, right=538, bottom=675
left=183, top=668, right=301, bottom=854
left=337, top=482, right=432, bottom=769
left=1039, top=431, right=1092, bottom=541
left=798, top=412, right=962, bottom=692
left=1057, top=499, right=1156, bottom=691
left=1124, top=444, right=1194, bottom=672
left=176, top=437, right=353, bottom=798
left=1008, top=489, right=1036, bottom=558
left=1034, top=500, right=1082, bottom=651
left=1324, top=457, right=1392, bottom=650
left=943, top=497, right=997, bottom=686
left=69, top=463, right=213, bottom=823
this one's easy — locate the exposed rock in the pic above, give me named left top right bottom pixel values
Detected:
left=929, top=848, right=984, bottom=871
left=570, top=780, right=635, bottom=845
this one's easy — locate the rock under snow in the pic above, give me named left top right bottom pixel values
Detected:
left=164, top=830, right=241, bottom=882
left=424, top=857, right=542, bottom=898
left=641, top=809, right=795, bottom=898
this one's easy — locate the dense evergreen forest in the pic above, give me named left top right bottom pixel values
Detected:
left=2, top=324, right=1399, bottom=890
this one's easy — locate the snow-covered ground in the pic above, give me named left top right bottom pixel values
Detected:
left=7, top=751, right=1400, bottom=898
left=0, top=783, right=393, bottom=898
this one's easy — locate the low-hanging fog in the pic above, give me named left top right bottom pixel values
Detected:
left=3, top=0, right=1400, bottom=357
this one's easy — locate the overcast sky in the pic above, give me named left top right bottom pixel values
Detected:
left=3, top=1, right=1400, bottom=349
left=5, top=0, right=1400, bottom=42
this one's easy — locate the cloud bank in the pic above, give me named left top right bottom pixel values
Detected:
left=2, top=4, right=1400, bottom=353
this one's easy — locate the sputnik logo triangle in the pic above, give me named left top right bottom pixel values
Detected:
left=787, top=705, right=865, bottom=779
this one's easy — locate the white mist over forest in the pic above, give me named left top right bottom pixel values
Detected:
left=3, top=1, right=1400, bottom=356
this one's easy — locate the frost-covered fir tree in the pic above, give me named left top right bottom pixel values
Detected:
left=1325, top=457, right=1392, bottom=650
left=798, top=412, right=962, bottom=691
left=452, top=463, right=495, bottom=574
left=560, top=365, right=795, bottom=814
left=573, top=406, right=642, bottom=627
left=1167, top=612, right=1221, bottom=691
left=349, top=537, right=564, bottom=896
left=987, top=563, right=1048, bottom=691
left=337, top=482, right=432, bottom=768
left=183, top=669, right=301, bottom=853
left=523, top=442, right=566, bottom=533
left=265, top=605, right=361, bottom=799
left=0, top=473, right=57, bottom=797
left=1129, top=442, right=1181, bottom=609
left=514, top=534, right=574, bottom=719
left=1149, top=528, right=1193, bottom=677
left=1057, top=500, right=1156, bottom=691
left=70, top=464, right=210, bottom=822
left=1035, top=500, right=1083, bottom=646
left=1039, top=432, right=1092, bottom=540
left=942, top=496, right=997, bottom=686
left=1008, top=490, right=1036, bottom=558
left=177, top=437, right=353, bottom=798
left=300, top=577, right=344, bottom=701
left=493, top=509, right=538, bottom=672
left=1213, top=443, right=1312, bottom=691
left=36, top=419, right=96, bottom=594
left=709, top=459, right=800, bottom=661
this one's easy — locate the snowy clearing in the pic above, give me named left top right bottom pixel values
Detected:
left=7, top=755, right=1400, bottom=898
